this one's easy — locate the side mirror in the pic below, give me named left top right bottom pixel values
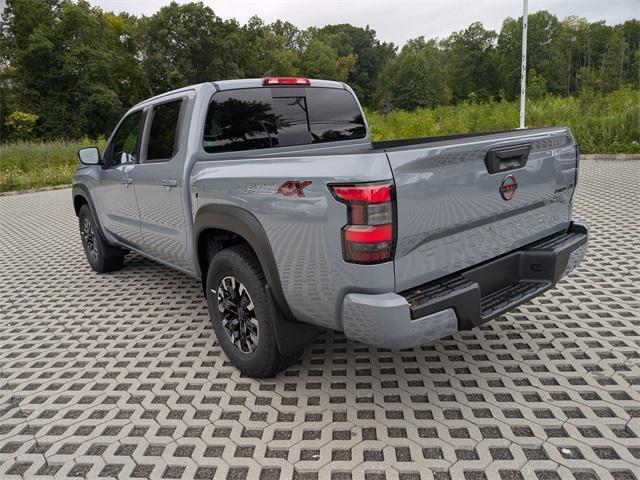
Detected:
left=78, top=147, right=101, bottom=165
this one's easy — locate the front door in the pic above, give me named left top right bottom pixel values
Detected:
left=129, top=98, right=189, bottom=269
left=95, top=110, right=144, bottom=248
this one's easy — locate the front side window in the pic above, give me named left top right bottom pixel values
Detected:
left=146, top=100, right=183, bottom=161
left=203, top=87, right=366, bottom=154
left=106, top=111, right=143, bottom=167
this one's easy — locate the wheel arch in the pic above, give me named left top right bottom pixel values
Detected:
left=73, top=193, right=88, bottom=216
left=193, top=204, right=295, bottom=321
left=72, top=184, right=109, bottom=240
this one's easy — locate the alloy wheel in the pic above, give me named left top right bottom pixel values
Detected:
left=81, top=217, right=98, bottom=262
left=215, top=276, right=259, bottom=354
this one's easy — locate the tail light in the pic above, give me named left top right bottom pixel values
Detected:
left=330, top=181, right=396, bottom=264
left=262, top=77, right=310, bottom=86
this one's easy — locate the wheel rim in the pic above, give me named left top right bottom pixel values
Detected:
left=215, top=276, right=259, bottom=354
left=81, top=216, right=99, bottom=262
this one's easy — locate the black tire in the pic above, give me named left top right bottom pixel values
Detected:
left=206, top=245, right=299, bottom=378
left=78, top=204, right=125, bottom=273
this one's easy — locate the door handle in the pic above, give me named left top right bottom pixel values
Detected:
left=160, top=179, right=178, bottom=189
left=122, top=178, right=133, bottom=187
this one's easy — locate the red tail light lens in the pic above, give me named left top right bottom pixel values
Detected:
left=330, top=181, right=396, bottom=264
left=262, top=77, right=310, bottom=86
left=343, top=224, right=392, bottom=243
left=331, top=184, right=391, bottom=203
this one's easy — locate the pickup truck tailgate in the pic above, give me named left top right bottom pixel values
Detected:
left=385, top=128, right=578, bottom=292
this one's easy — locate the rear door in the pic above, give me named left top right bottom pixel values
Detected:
left=386, top=128, right=578, bottom=291
left=129, top=96, right=189, bottom=269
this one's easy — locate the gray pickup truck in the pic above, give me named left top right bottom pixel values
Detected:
left=73, top=77, right=588, bottom=377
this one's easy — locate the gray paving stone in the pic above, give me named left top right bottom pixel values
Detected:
left=0, top=159, right=639, bottom=479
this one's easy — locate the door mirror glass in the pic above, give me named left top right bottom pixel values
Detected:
left=78, top=147, right=101, bottom=165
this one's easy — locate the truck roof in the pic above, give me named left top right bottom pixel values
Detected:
left=133, top=78, right=347, bottom=108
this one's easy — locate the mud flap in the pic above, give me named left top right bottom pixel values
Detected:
left=265, top=285, right=319, bottom=356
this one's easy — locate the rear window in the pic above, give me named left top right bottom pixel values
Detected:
left=203, top=87, right=366, bottom=154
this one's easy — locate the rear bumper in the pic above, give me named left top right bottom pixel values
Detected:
left=342, top=222, right=588, bottom=349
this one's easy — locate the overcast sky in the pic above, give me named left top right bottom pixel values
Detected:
left=0, top=0, right=637, bottom=45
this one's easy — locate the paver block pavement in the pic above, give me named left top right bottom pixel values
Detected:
left=0, top=159, right=639, bottom=479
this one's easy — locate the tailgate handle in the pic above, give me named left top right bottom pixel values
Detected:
left=485, top=144, right=531, bottom=174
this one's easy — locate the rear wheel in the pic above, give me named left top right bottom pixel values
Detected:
left=78, top=204, right=125, bottom=273
left=206, top=245, right=299, bottom=377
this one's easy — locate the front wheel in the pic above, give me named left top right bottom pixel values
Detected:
left=205, top=245, right=299, bottom=377
left=78, top=204, right=125, bottom=273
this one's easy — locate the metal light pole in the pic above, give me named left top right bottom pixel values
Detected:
left=519, top=0, right=528, bottom=129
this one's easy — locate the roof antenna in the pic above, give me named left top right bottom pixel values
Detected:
left=262, top=70, right=272, bottom=78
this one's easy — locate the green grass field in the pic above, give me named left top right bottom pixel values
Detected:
left=0, top=137, right=106, bottom=193
left=1, top=89, right=638, bottom=193
left=367, top=88, right=640, bottom=153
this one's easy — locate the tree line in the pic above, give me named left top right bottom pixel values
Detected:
left=0, top=0, right=638, bottom=141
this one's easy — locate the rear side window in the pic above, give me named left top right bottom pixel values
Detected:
left=146, top=100, right=182, bottom=161
left=203, top=87, right=366, bottom=154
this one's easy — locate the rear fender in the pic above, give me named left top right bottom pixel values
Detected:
left=193, top=204, right=317, bottom=355
left=193, top=205, right=286, bottom=311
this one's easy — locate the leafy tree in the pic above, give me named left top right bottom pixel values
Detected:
left=297, top=36, right=356, bottom=81
left=497, top=11, right=565, bottom=99
left=575, top=66, right=600, bottom=93
left=1, top=0, right=140, bottom=139
left=442, top=22, right=498, bottom=102
left=240, top=17, right=299, bottom=77
left=527, top=69, right=548, bottom=100
left=0, top=0, right=60, bottom=137
left=621, top=20, right=640, bottom=85
left=4, top=111, right=38, bottom=140
left=315, top=24, right=396, bottom=106
left=135, top=2, right=244, bottom=93
left=380, top=38, right=451, bottom=111
left=599, top=30, right=629, bottom=92
left=559, top=16, right=590, bottom=95
left=269, top=20, right=303, bottom=51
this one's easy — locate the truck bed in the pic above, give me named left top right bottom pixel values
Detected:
left=371, top=127, right=562, bottom=151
